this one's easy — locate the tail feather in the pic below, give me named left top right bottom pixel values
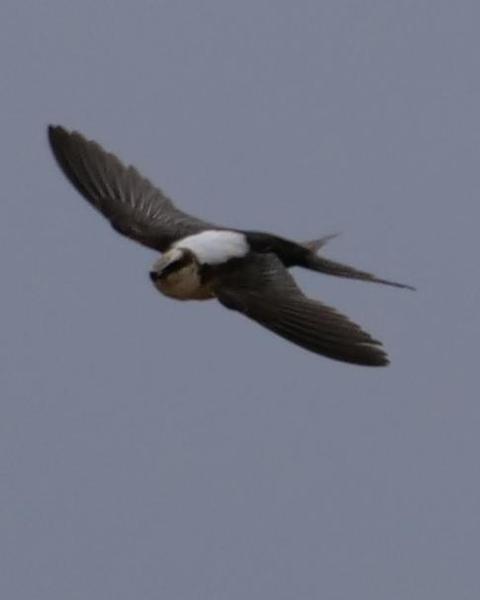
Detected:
left=303, top=233, right=341, bottom=252
left=306, top=254, right=416, bottom=290
left=245, top=230, right=415, bottom=290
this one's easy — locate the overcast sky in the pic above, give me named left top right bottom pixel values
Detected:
left=1, top=1, right=479, bottom=598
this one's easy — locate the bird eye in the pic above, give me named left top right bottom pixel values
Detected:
left=160, top=260, right=180, bottom=278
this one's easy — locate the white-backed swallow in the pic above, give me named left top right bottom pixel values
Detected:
left=48, top=126, right=414, bottom=366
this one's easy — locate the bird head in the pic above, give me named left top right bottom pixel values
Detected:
left=149, top=248, right=198, bottom=290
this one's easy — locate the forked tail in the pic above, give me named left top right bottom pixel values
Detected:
left=245, top=230, right=415, bottom=291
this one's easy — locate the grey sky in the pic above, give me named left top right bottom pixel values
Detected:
left=1, top=1, right=479, bottom=598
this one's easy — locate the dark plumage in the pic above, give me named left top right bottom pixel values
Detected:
left=48, top=125, right=413, bottom=366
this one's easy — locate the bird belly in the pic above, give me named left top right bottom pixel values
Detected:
left=157, top=268, right=214, bottom=301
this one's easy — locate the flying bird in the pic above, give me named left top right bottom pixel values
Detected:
left=48, top=125, right=413, bottom=367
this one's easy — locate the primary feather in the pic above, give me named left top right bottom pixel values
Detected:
left=48, top=126, right=215, bottom=251
left=215, top=254, right=389, bottom=366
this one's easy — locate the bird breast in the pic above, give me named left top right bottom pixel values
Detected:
left=156, top=263, right=214, bottom=301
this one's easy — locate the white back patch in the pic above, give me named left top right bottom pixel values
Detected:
left=173, top=230, right=249, bottom=265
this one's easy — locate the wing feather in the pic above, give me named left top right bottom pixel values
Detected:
left=215, top=254, right=389, bottom=366
left=48, top=125, right=217, bottom=251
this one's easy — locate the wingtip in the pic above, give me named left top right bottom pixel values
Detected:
left=47, top=123, right=60, bottom=135
left=355, top=343, right=390, bottom=367
left=374, top=353, right=390, bottom=367
left=47, top=124, right=67, bottom=148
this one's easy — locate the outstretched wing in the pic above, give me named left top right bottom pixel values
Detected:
left=215, top=253, right=389, bottom=366
left=48, top=125, right=217, bottom=252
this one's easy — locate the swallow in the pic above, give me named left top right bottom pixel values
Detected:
left=48, top=125, right=414, bottom=366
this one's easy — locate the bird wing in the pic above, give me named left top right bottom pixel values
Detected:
left=48, top=126, right=217, bottom=252
left=215, top=253, right=389, bottom=366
